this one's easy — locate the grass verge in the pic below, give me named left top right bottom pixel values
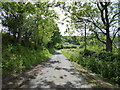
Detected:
left=61, top=49, right=120, bottom=87
left=2, top=44, right=56, bottom=75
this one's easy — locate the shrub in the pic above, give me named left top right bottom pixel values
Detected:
left=62, top=49, right=120, bottom=86
left=55, top=44, right=63, bottom=49
left=79, top=49, right=96, bottom=56
left=2, top=44, right=52, bottom=75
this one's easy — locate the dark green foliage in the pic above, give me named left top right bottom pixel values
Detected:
left=62, top=49, right=120, bottom=86
left=55, top=44, right=63, bottom=50
left=2, top=36, right=54, bottom=74
left=93, top=51, right=120, bottom=62
left=1, top=2, right=62, bottom=75
left=47, top=29, right=62, bottom=48
left=48, top=48, right=56, bottom=54
left=2, top=33, right=16, bottom=45
left=80, top=49, right=96, bottom=56
left=63, top=46, right=77, bottom=49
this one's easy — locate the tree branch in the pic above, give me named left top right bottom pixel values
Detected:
left=112, top=28, right=120, bottom=42
left=97, top=3, right=106, bottom=25
left=106, top=2, right=111, bottom=7
left=97, top=3, right=101, bottom=11
left=104, top=2, right=110, bottom=27
left=85, top=10, right=107, bottom=35
left=110, top=21, right=119, bottom=26
left=94, top=31, right=106, bottom=44
left=87, top=17, right=106, bottom=35
left=100, top=2, right=104, bottom=8
left=110, top=13, right=120, bottom=24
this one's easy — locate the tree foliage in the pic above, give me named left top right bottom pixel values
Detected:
left=1, top=1, right=63, bottom=75
left=1, top=1, right=62, bottom=48
left=69, top=1, right=120, bottom=52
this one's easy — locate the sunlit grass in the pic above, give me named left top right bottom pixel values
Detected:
left=61, top=49, right=120, bottom=86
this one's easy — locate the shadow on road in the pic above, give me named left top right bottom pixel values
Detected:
left=42, top=59, right=61, bottom=68
left=3, top=50, right=91, bottom=89
left=37, top=80, right=76, bottom=88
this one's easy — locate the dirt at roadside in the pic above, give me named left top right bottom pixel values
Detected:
left=72, top=62, right=119, bottom=88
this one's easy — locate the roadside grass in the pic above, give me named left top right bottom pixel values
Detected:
left=2, top=33, right=57, bottom=75
left=61, top=49, right=120, bottom=87
left=72, top=62, right=116, bottom=88
left=63, top=44, right=79, bottom=49
left=62, top=43, right=118, bottom=54
left=2, top=44, right=56, bottom=75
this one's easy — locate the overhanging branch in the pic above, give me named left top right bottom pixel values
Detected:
left=87, top=19, right=106, bottom=35
left=94, top=31, right=106, bottom=44
left=86, top=12, right=106, bottom=35
left=112, top=28, right=120, bottom=42
left=110, top=13, right=120, bottom=24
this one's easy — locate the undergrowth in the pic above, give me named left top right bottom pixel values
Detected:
left=2, top=34, right=56, bottom=75
left=2, top=44, right=54, bottom=75
left=61, top=49, right=120, bottom=86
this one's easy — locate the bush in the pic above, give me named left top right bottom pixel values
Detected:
left=62, top=49, right=120, bottom=86
left=2, top=44, right=52, bottom=75
left=55, top=44, right=63, bottom=49
left=93, top=51, right=120, bottom=62
left=79, top=49, right=96, bottom=56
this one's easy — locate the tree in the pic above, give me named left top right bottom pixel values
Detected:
left=1, top=1, right=62, bottom=49
left=1, top=2, right=35, bottom=43
left=47, top=25, right=62, bottom=48
left=70, top=2, right=120, bottom=52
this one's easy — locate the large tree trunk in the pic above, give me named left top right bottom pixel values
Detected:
left=106, top=23, right=112, bottom=52
left=106, top=36, right=112, bottom=52
left=104, top=2, right=112, bottom=52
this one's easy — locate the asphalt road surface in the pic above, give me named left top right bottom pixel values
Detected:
left=4, top=50, right=91, bottom=89
left=21, top=50, right=91, bottom=88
